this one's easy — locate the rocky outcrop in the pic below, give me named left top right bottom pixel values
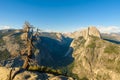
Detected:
left=70, top=27, right=120, bottom=80
left=66, top=26, right=101, bottom=40
left=0, top=67, right=73, bottom=80
left=3, top=36, right=20, bottom=56
left=88, top=27, right=101, bottom=39
left=78, top=27, right=101, bottom=40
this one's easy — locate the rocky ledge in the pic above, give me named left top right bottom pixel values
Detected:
left=0, top=67, right=73, bottom=80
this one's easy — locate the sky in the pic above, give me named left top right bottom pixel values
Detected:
left=0, top=0, right=120, bottom=33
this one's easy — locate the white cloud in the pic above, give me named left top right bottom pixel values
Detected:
left=44, top=29, right=54, bottom=32
left=75, top=26, right=120, bottom=34
left=0, top=26, right=11, bottom=30
left=97, top=26, right=120, bottom=33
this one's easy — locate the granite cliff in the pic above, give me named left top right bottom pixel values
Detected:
left=69, top=27, right=120, bottom=80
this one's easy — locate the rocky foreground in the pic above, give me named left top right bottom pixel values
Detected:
left=0, top=67, right=73, bottom=80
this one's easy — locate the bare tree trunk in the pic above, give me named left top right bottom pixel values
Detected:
left=22, top=56, right=29, bottom=69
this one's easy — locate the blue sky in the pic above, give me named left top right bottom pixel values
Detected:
left=0, top=0, right=120, bottom=32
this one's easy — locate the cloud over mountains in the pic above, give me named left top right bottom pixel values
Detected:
left=0, top=26, right=11, bottom=30
left=0, top=25, right=120, bottom=34
left=97, top=26, right=120, bottom=33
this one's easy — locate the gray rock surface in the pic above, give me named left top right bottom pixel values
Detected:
left=70, top=27, right=120, bottom=80
left=0, top=67, right=73, bottom=80
left=66, top=26, right=101, bottom=39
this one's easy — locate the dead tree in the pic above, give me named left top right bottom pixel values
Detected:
left=21, top=22, right=37, bottom=69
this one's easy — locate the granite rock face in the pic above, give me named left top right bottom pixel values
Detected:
left=0, top=67, right=73, bottom=80
left=66, top=26, right=101, bottom=40
left=88, top=27, right=101, bottom=39
left=70, top=27, right=120, bottom=80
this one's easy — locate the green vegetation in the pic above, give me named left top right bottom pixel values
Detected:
left=104, top=58, right=115, bottom=70
left=40, top=32, right=59, bottom=40
left=87, top=41, right=96, bottom=48
left=80, top=77, right=89, bottom=80
left=0, top=30, right=14, bottom=38
left=28, top=62, right=80, bottom=80
left=0, top=39, right=4, bottom=43
left=87, top=36, right=99, bottom=49
left=0, top=39, right=5, bottom=48
left=0, top=49, right=10, bottom=60
left=107, top=58, right=115, bottom=63
left=104, top=44, right=119, bottom=54
left=13, top=33, right=22, bottom=42
left=115, top=61, right=120, bottom=73
left=74, top=36, right=86, bottom=50
left=59, top=62, right=79, bottom=80
left=96, top=74, right=111, bottom=80
left=15, top=34, right=21, bottom=41
left=74, top=37, right=86, bottom=44
left=28, top=65, right=62, bottom=75
left=90, top=35, right=100, bottom=41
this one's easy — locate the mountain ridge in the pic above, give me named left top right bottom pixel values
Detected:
left=69, top=27, right=120, bottom=80
left=0, top=25, right=120, bottom=80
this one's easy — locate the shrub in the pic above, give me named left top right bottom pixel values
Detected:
left=104, top=44, right=119, bottom=54
left=28, top=65, right=62, bottom=75
left=115, top=61, right=120, bottom=73
left=59, top=62, right=79, bottom=80
left=0, top=49, right=10, bottom=60
left=87, top=36, right=98, bottom=49
left=87, top=42, right=96, bottom=48
left=80, top=77, right=89, bottom=80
